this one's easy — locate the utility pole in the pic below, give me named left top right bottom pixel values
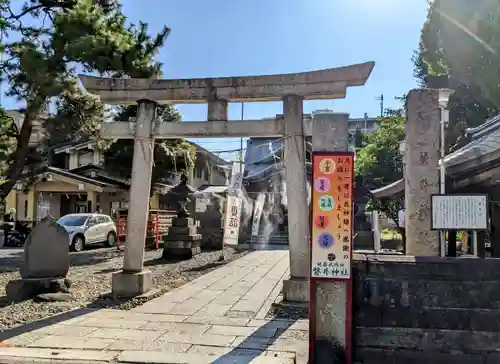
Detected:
left=375, top=93, right=384, bottom=117
left=240, top=102, right=244, bottom=165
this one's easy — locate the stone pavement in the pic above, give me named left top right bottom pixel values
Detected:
left=0, top=249, right=308, bottom=363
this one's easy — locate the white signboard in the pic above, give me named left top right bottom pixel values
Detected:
left=398, top=209, right=405, bottom=226
left=223, top=163, right=245, bottom=246
left=431, top=194, right=488, bottom=230
left=251, top=194, right=265, bottom=237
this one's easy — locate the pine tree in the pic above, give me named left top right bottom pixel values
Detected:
left=0, top=0, right=170, bottom=199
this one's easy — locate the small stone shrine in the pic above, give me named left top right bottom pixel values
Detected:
left=6, top=216, right=73, bottom=301
left=162, top=176, right=202, bottom=259
left=196, top=193, right=224, bottom=249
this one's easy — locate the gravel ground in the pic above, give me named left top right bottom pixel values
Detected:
left=0, top=246, right=247, bottom=331
left=268, top=303, right=308, bottom=320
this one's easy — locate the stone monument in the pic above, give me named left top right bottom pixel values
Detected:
left=405, top=89, right=440, bottom=255
left=162, top=176, right=202, bottom=259
left=197, top=193, right=224, bottom=249
left=6, top=216, right=73, bottom=301
left=353, top=175, right=375, bottom=250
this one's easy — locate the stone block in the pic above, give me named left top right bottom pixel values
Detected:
left=315, top=280, right=347, bottom=349
left=282, top=278, right=309, bottom=303
left=163, top=246, right=201, bottom=259
left=34, top=292, right=75, bottom=302
left=355, top=348, right=483, bottom=364
left=357, top=306, right=500, bottom=332
left=354, top=256, right=500, bottom=281
left=5, top=278, right=72, bottom=301
left=21, top=216, right=70, bottom=279
left=111, top=270, right=153, bottom=298
left=27, top=336, right=115, bottom=350
left=165, top=241, right=200, bottom=249
left=405, top=89, right=440, bottom=256
left=164, top=233, right=202, bottom=241
left=0, top=347, right=118, bottom=362
left=206, top=325, right=277, bottom=338
left=170, top=226, right=198, bottom=235
left=356, top=277, right=500, bottom=309
left=86, top=328, right=162, bottom=341
left=355, top=327, right=500, bottom=352
left=172, top=217, right=195, bottom=227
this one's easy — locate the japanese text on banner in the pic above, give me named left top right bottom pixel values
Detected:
left=311, top=153, right=354, bottom=280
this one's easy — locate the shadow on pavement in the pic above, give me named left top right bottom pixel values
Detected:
left=214, top=318, right=297, bottom=363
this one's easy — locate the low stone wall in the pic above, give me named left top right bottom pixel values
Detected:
left=353, top=255, right=500, bottom=363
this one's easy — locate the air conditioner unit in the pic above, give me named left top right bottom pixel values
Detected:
left=15, top=183, right=23, bottom=190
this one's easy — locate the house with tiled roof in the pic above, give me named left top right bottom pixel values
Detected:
left=3, top=112, right=229, bottom=222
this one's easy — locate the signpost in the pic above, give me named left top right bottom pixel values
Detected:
left=431, top=194, right=488, bottom=231
left=251, top=193, right=265, bottom=238
left=223, top=162, right=245, bottom=246
left=309, top=151, right=354, bottom=363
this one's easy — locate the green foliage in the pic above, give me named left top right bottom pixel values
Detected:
left=356, top=110, right=405, bottom=225
left=353, top=128, right=364, bottom=150
left=103, top=104, right=195, bottom=189
left=416, top=0, right=500, bottom=152
left=0, top=108, right=17, bottom=176
left=0, top=0, right=170, bottom=198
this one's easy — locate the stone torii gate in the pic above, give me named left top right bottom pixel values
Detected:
left=79, top=62, right=374, bottom=299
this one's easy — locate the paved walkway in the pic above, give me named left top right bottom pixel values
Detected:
left=0, top=250, right=308, bottom=363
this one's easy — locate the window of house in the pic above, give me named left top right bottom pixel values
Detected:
left=78, top=151, right=93, bottom=167
left=36, top=198, right=51, bottom=221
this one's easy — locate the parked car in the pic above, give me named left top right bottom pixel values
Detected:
left=57, top=213, right=117, bottom=252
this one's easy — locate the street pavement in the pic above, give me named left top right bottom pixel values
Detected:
left=0, top=249, right=308, bottom=363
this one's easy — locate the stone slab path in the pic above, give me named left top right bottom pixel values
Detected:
left=0, top=250, right=308, bottom=363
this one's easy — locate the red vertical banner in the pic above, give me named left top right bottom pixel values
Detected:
left=309, top=151, right=354, bottom=364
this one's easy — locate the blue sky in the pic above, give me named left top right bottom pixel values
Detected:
left=3, top=0, right=429, bottom=161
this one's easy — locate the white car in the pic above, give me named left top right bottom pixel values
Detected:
left=57, top=213, right=118, bottom=252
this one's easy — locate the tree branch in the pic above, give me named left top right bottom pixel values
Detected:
left=7, top=0, right=75, bottom=21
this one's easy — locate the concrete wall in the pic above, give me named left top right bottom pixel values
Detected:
left=352, top=255, right=500, bottom=363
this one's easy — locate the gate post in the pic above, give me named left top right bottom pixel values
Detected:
left=310, top=112, right=352, bottom=363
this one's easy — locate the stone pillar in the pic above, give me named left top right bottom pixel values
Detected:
left=490, top=188, right=500, bottom=257
left=27, top=188, right=35, bottom=221
left=282, top=95, right=310, bottom=302
left=208, top=100, right=228, bottom=121
left=86, top=191, right=97, bottom=213
left=405, top=89, right=440, bottom=256
left=312, top=112, right=351, bottom=361
left=112, top=100, right=156, bottom=297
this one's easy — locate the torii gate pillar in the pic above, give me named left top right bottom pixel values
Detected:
left=282, top=95, right=310, bottom=302
left=112, top=100, right=156, bottom=297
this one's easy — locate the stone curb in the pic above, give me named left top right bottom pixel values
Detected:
left=0, top=347, right=117, bottom=363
